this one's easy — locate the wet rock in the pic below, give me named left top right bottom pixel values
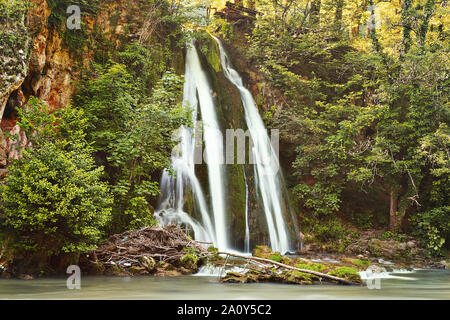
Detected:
left=0, top=131, right=7, bottom=167
left=88, top=262, right=105, bottom=275
left=129, top=266, right=148, bottom=275
left=104, top=264, right=128, bottom=277
left=139, top=256, right=156, bottom=273
left=252, top=245, right=273, bottom=259
left=221, top=272, right=249, bottom=283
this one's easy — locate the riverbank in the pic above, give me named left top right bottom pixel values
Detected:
left=1, top=226, right=448, bottom=283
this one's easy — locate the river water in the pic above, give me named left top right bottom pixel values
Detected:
left=0, top=269, right=448, bottom=300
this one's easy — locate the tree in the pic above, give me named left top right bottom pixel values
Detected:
left=244, top=0, right=448, bottom=250
left=76, top=52, right=190, bottom=234
left=0, top=98, right=112, bottom=267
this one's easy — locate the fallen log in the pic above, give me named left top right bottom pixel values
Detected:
left=217, top=251, right=361, bottom=286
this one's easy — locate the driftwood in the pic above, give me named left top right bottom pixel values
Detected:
left=217, top=251, right=361, bottom=286
left=90, top=225, right=209, bottom=266
left=86, top=226, right=360, bottom=285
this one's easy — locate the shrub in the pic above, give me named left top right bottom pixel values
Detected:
left=312, top=219, right=347, bottom=242
left=0, top=98, right=112, bottom=258
left=413, top=207, right=450, bottom=256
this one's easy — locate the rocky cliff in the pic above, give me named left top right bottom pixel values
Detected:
left=0, top=0, right=175, bottom=173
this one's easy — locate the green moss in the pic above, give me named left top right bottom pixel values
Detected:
left=295, top=262, right=327, bottom=272
left=207, top=246, right=218, bottom=253
left=328, top=266, right=361, bottom=282
left=252, top=245, right=273, bottom=259
left=281, top=256, right=293, bottom=265
left=199, top=33, right=221, bottom=73
left=283, top=270, right=313, bottom=284
left=180, top=247, right=200, bottom=271
left=352, top=259, right=371, bottom=267
left=269, top=254, right=282, bottom=263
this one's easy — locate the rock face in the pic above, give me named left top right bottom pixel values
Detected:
left=0, top=0, right=71, bottom=167
left=0, top=0, right=155, bottom=169
left=0, top=2, right=32, bottom=119
left=0, top=1, right=33, bottom=167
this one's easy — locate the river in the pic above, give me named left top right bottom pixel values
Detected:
left=0, top=269, right=448, bottom=300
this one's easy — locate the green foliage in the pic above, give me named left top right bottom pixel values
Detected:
left=379, top=231, right=409, bottom=243
left=244, top=0, right=448, bottom=250
left=46, top=0, right=100, bottom=56
left=75, top=49, right=190, bottom=234
left=0, top=98, right=112, bottom=258
left=117, top=42, right=170, bottom=95
left=180, top=247, right=200, bottom=267
left=346, top=210, right=373, bottom=230
left=413, top=207, right=450, bottom=256
left=0, top=0, right=29, bottom=22
left=312, top=219, right=347, bottom=242
left=352, top=259, right=371, bottom=268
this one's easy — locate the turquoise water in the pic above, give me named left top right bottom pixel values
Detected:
left=0, top=269, right=449, bottom=300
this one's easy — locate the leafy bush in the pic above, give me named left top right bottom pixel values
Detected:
left=312, top=219, right=347, bottom=242
left=346, top=210, right=373, bottom=230
left=76, top=58, right=189, bottom=234
left=379, top=231, right=409, bottom=243
left=413, top=207, right=450, bottom=256
left=0, top=98, right=112, bottom=258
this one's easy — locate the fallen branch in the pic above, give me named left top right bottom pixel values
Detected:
left=217, top=251, right=361, bottom=286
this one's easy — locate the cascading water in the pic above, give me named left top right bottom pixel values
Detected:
left=156, top=42, right=215, bottom=245
left=243, top=167, right=250, bottom=253
left=157, top=37, right=297, bottom=254
left=214, top=37, right=292, bottom=253
left=156, top=42, right=229, bottom=251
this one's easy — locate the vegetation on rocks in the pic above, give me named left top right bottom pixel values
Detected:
left=0, top=98, right=112, bottom=274
left=0, top=0, right=448, bottom=280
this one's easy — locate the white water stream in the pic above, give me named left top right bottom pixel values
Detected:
left=157, top=37, right=294, bottom=253
left=214, top=37, right=291, bottom=253
left=156, top=42, right=229, bottom=250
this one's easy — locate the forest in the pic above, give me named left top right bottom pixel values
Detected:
left=0, top=0, right=448, bottom=281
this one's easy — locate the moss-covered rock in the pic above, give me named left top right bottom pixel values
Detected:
left=252, top=245, right=273, bottom=259
left=179, top=252, right=199, bottom=272
left=282, top=270, right=314, bottom=284
left=327, top=266, right=362, bottom=283
left=89, top=262, right=106, bottom=275
left=129, top=266, right=148, bottom=275
left=341, top=257, right=371, bottom=270
left=295, top=262, right=329, bottom=273
left=139, top=255, right=156, bottom=273
left=104, top=264, right=128, bottom=276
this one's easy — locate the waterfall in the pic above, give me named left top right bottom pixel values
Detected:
left=156, top=42, right=229, bottom=251
left=214, top=37, right=292, bottom=253
left=157, top=37, right=296, bottom=254
left=243, top=167, right=250, bottom=253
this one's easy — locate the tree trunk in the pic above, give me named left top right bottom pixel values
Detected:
left=418, top=0, right=436, bottom=46
left=310, top=0, right=321, bottom=25
left=389, top=189, right=399, bottom=232
left=334, top=0, right=344, bottom=31
left=400, top=0, right=413, bottom=59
